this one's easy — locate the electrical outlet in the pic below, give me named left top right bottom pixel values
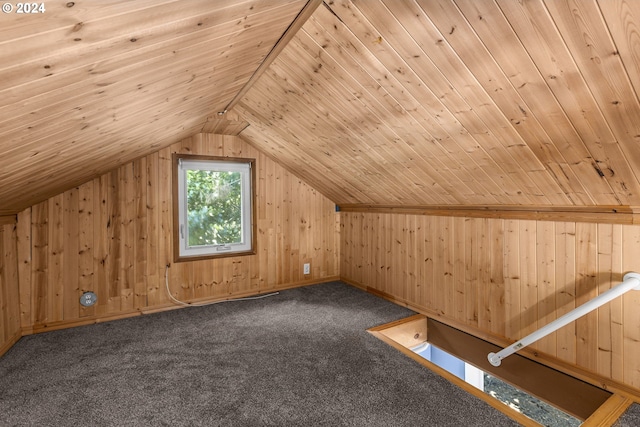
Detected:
left=80, top=291, right=97, bottom=307
left=303, top=263, right=310, bottom=275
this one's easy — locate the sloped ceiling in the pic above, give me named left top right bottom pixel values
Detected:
left=2, top=1, right=640, bottom=217
left=0, top=0, right=308, bottom=215
left=236, top=0, right=640, bottom=208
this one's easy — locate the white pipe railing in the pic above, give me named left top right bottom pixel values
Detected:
left=488, top=272, right=640, bottom=367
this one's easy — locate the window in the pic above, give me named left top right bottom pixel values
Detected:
left=173, top=154, right=255, bottom=261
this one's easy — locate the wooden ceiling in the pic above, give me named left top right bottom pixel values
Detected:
left=0, top=0, right=307, bottom=215
left=2, top=0, right=640, bottom=216
left=236, top=0, right=640, bottom=208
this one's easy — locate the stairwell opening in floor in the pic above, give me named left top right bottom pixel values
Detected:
left=368, top=314, right=616, bottom=426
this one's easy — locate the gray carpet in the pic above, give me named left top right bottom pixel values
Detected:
left=0, top=281, right=519, bottom=426
left=614, top=403, right=640, bottom=427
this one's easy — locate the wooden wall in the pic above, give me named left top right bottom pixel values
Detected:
left=340, top=212, right=640, bottom=391
left=14, top=134, right=339, bottom=334
left=0, top=223, right=21, bottom=355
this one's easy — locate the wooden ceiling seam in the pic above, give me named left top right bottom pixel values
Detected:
left=215, top=0, right=324, bottom=118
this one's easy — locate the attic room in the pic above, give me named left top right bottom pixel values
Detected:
left=2, top=0, right=640, bottom=425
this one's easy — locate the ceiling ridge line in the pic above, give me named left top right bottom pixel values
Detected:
left=214, top=0, right=323, bottom=120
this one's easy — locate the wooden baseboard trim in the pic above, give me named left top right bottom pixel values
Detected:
left=0, top=330, right=22, bottom=358
left=21, top=276, right=341, bottom=335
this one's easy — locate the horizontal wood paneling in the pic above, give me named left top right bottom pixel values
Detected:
left=340, top=211, right=640, bottom=392
left=17, top=134, right=339, bottom=333
left=0, top=224, right=21, bottom=357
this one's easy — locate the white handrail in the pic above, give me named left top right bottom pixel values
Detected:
left=488, top=272, right=640, bottom=367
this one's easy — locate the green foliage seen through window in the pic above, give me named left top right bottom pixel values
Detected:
left=186, top=169, right=242, bottom=246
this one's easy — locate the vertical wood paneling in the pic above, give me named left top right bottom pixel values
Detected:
left=340, top=211, right=640, bottom=390
left=48, top=194, right=64, bottom=323
left=78, top=183, right=95, bottom=319
left=146, top=152, right=160, bottom=307
left=504, top=220, right=521, bottom=338
left=555, top=222, right=577, bottom=362
left=575, top=222, right=598, bottom=373
left=490, top=219, right=505, bottom=337
left=16, top=209, right=31, bottom=330
left=94, top=174, right=109, bottom=317
left=537, top=221, right=556, bottom=357
left=477, top=218, right=491, bottom=332
left=15, top=134, right=339, bottom=332
left=622, top=224, right=640, bottom=389
left=0, top=224, right=21, bottom=356
left=134, top=158, right=148, bottom=310
left=31, top=202, right=48, bottom=325
left=519, top=220, right=538, bottom=341
left=463, top=218, right=478, bottom=327
left=0, top=228, right=6, bottom=346
left=63, top=188, right=79, bottom=321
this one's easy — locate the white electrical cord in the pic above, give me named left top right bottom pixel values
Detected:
left=164, top=265, right=279, bottom=307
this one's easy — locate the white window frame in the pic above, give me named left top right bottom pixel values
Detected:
left=173, top=154, right=255, bottom=261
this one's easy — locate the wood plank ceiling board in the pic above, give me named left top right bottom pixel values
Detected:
left=419, top=0, right=622, bottom=205
left=0, top=0, right=308, bottom=215
left=296, top=11, right=506, bottom=205
left=238, top=4, right=491, bottom=206
left=415, top=0, right=596, bottom=205
left=495, top=0, right=640, bottom=206
left=314, top=1, right=541, bottom=204
left=236, top=0, right=640, bottom=211
left=269, top=43, right=464, bottom=204
left=3, top=0, right=640, bottom=216
left=233, top=100, right=377, bottom=204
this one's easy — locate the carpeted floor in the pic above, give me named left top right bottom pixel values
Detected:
left=0, top=281, right=521, bottom=426
left=615, top=403, right=640, bottom=427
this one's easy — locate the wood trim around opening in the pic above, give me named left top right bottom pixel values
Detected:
left=425, top=317, right=612, bottom=421
left=369, top=315, right=636, bottom=427
left=368, top=317, right=539, bottom=427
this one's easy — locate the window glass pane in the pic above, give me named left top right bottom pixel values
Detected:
left=175, top=155, right=253, bottom=260
left=186, top=169, right=242, bottom=247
